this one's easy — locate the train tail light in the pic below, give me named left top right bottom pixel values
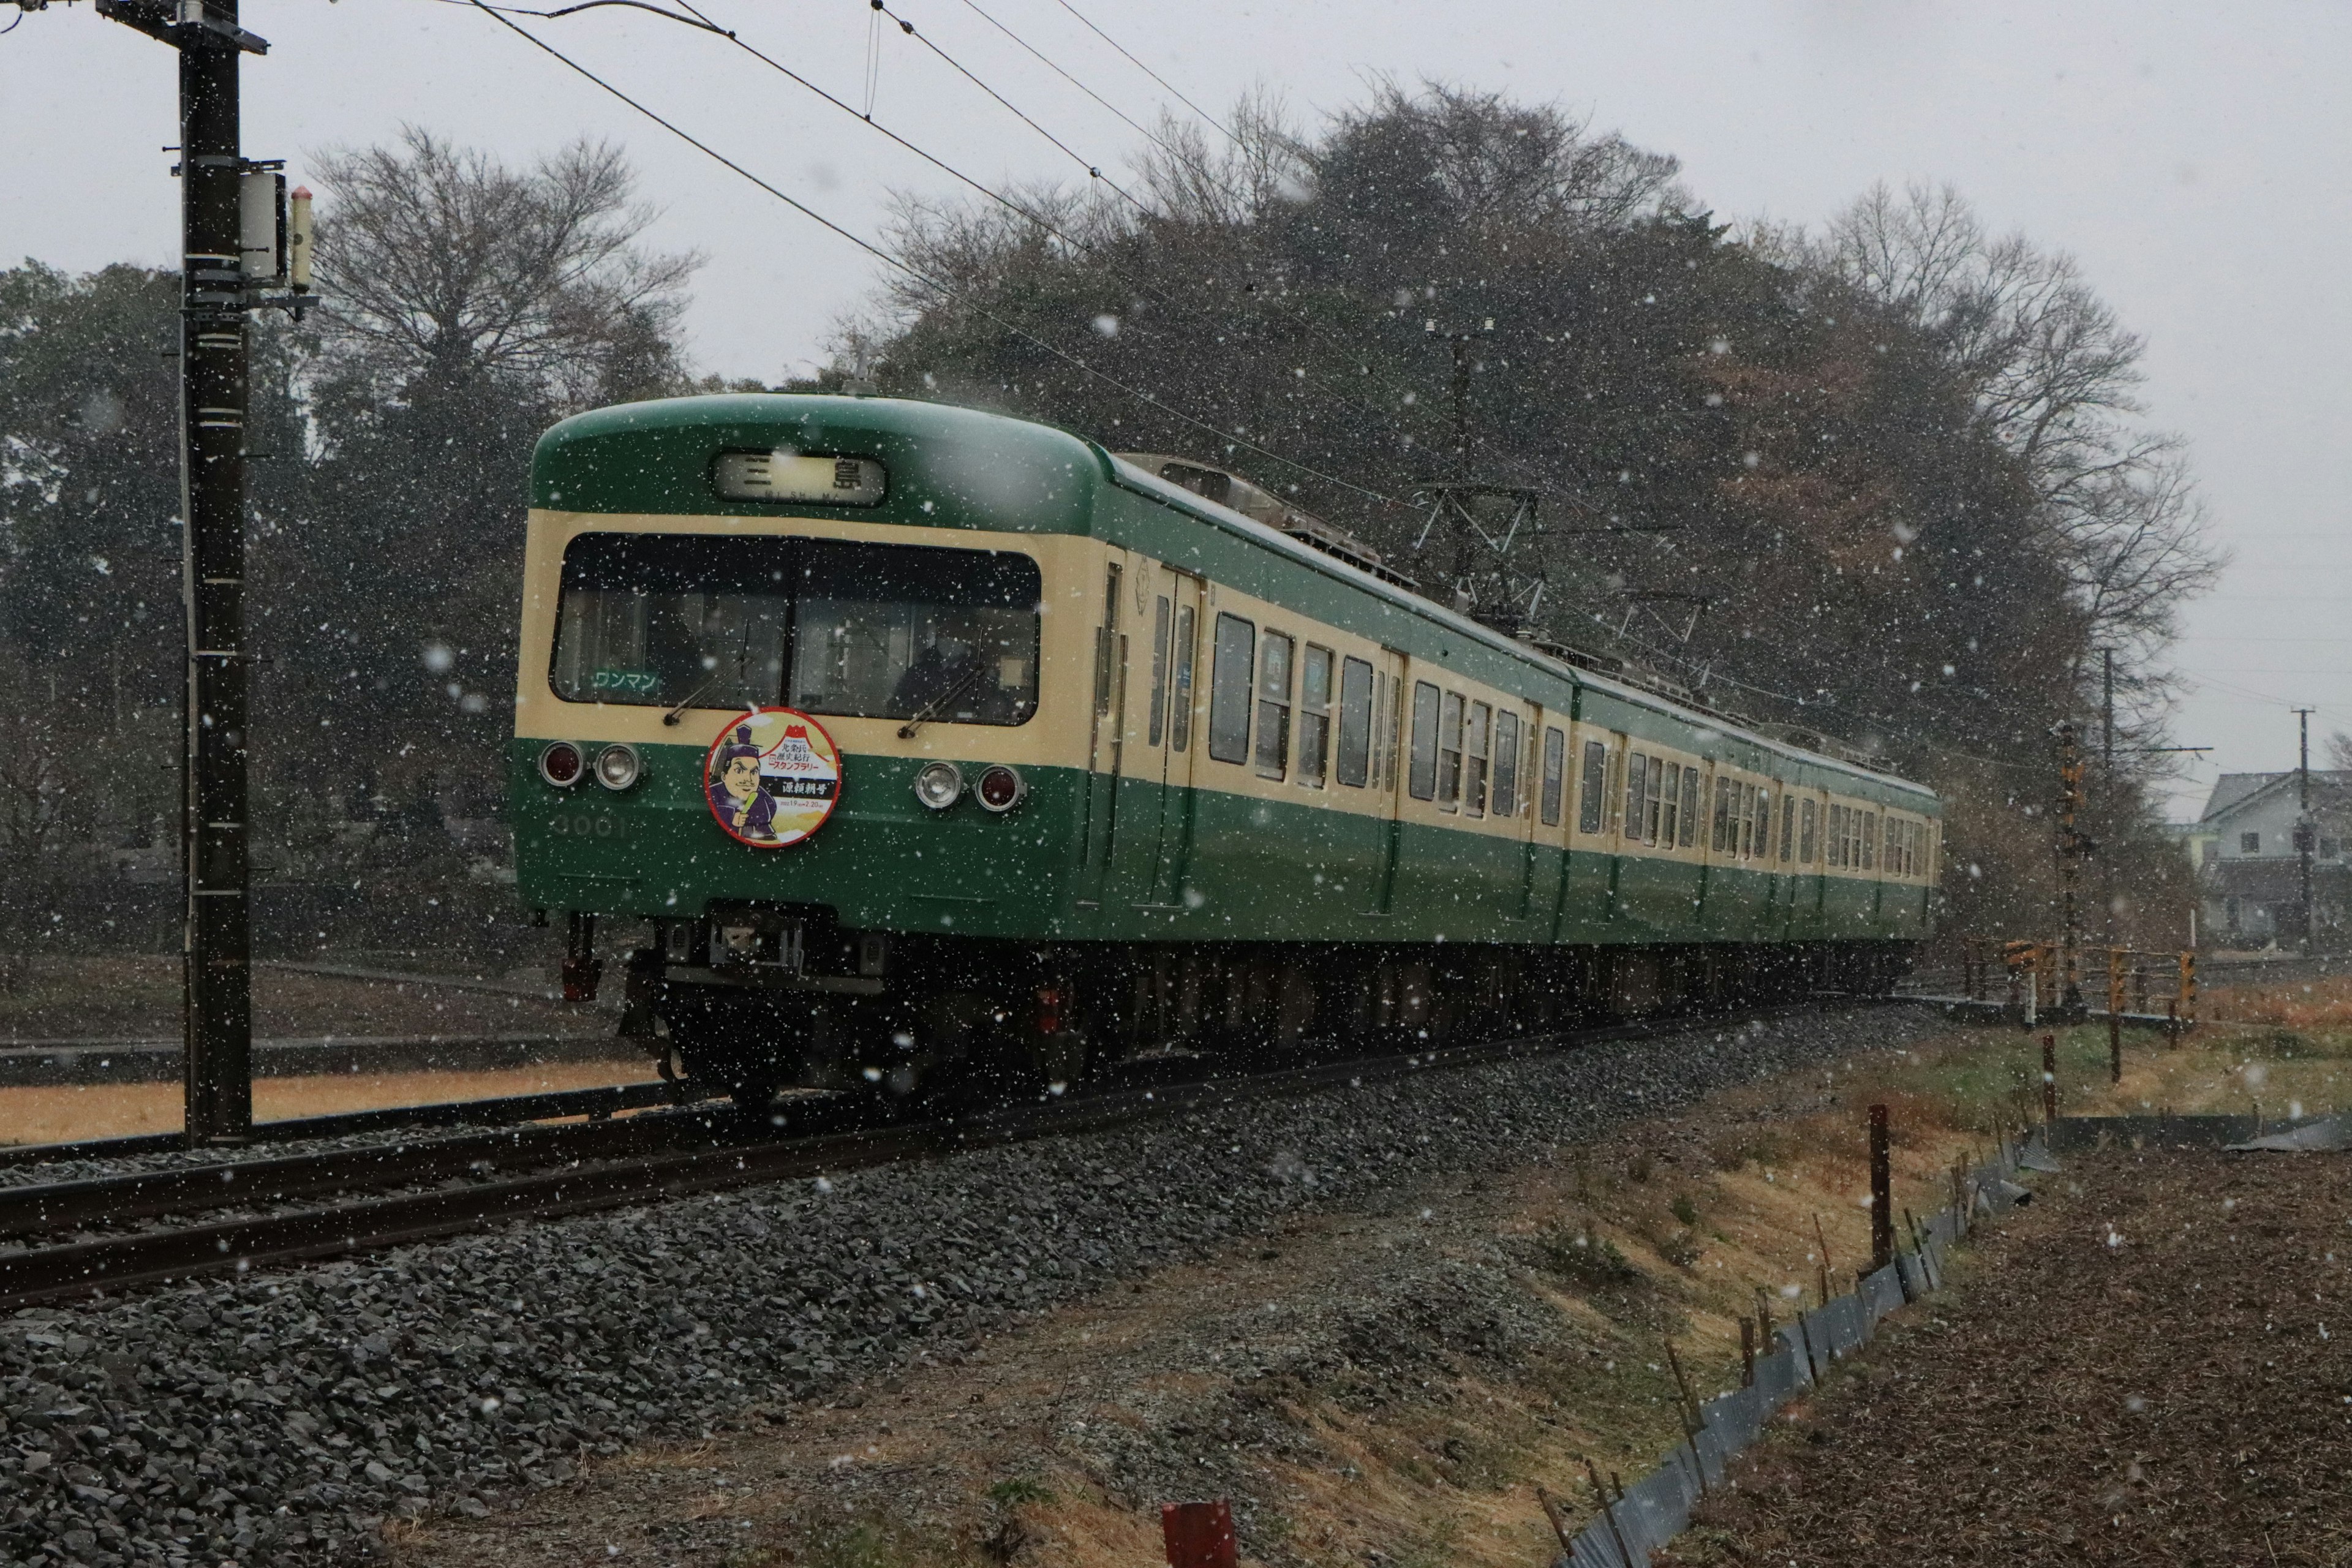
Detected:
left=1035, top=987, right=1061, bottom=1035
left=539, top=741, right=584, bottom=788
left=975, top=764, right=1026, bottom=813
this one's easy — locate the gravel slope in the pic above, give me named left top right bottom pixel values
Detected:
left=0, top=1005, right=1942, bottom=1567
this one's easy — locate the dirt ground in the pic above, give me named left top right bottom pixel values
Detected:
left=0, top=1059, right=656, bottom=1145
left=0, top=954, right=602, bottom=1042
left=1660, top=1146, right=2352, bottom=1567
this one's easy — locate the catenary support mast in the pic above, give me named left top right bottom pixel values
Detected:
left=180, top=7, right=254, bottom=1145
left=95, top=0, right=271, bottom=1145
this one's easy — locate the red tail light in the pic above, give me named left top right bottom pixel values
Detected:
left=1035, top=987, right=1061, bottom=1035
left=538, top=741, right=584, bottom=788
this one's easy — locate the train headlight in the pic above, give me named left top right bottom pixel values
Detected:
left=974, top=764, right=1027, bottom=813
left=913, top=760, right=964, bottom=811
left=593, top=742, right=641, bottom=792
left=538, top=741, right=584, bottom=788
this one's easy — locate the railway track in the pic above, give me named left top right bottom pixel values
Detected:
left=0, top=1074, right=722, bottom=1172
left=0, top=1001, right=1887, bottom=1310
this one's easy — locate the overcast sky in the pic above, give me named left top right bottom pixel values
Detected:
left=7, top=0, right=2346, bottom=818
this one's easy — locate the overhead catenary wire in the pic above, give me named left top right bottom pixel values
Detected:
left=493, top=0, right=1522, bottom=508
left=459, top=0, right=1408, bottom=509
left=867, top=0, right=1152, bottom=215
left=951, top=0, right=1186, bottom=162
left=663, top=0, right=1428, bottom=435
left=1046, top=0, right=1240, bottom=148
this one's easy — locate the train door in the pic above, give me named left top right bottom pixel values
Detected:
left=1555, top=716, right=1616, bottom=937
left=1079, top=550, right=1135, bottom=906
left=1368, top=648, right=1408, bottom=915
left=1106, top=566, right=1205, bottom=911
left=1513, top=702, right=1551, bottom=921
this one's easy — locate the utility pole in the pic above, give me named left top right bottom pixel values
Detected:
left=2101, top=649, right=2115, bottom=946
left=2055, top=720, right=2086, bottom=1016
left=2295, top=707, right=2315, bottom=954
left=89, top=0, right=292, bottom=1146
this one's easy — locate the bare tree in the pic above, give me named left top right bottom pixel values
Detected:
left=1810, top=181, right=2223, bottom=731
left=2327, top=731, right=2352, bottom=772
left=311, top=126, right=701, bottom=407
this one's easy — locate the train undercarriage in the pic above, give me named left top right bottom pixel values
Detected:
left=597, top=905, right=1915, bottom=1110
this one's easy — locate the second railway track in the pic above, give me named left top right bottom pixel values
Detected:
left=0, top=1001, right=1887, bottom=1309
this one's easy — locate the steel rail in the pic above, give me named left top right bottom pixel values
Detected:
left=0, top=1077, right=720, bottom=1173
left=0, top=1000, right=1885, bottom=1309
left=0, top=1099, right=807, bottom=1242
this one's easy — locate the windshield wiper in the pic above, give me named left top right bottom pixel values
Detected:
left=897, top=665, right=984, bottom=739
left=660, top=671, right=725, bottom=726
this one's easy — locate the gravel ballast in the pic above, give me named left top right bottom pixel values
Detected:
left=0, top=1005, right=1943, bottom=1566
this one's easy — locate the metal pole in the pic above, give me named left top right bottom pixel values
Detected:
left=179, top=2, right=255, bottom=1147
left=1868, top=1103, right=1892, bottom=1273
left=2108, top=947, right=2124, bottom=1084
left=2056, top=722, right=2084, bottom=1013
left=2041, top=1032, right=2057, bottom=1124
left=2101, top=649, right=2116, bottom=946
left=2296, top=707, right=2314, bottom=953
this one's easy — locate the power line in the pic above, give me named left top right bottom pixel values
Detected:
left=466, top=0, right=1481, bottom=507
left=867, top=0, right=1152, bottom=215
left=951, top=0, right=1183, bottom=160
left=1046, top=0, right=1239, bottom=148
left=461, top=0, right=1408, bottom=508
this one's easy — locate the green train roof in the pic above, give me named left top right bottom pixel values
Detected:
left=532, top=392, right=1103, bottom=532
left=533, top=393, right=1937, bottom=810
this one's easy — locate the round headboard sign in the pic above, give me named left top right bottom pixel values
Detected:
left=702, top=708, right=843, bottom=848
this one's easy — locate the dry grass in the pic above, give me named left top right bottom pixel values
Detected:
left=2202, top=971, right=2352, bottom=1028
left=0, top=1059, right=654, bottom=1146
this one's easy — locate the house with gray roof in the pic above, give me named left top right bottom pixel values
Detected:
left=2190, top=771, right=2352, bottom=948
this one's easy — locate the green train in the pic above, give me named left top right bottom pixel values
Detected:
left=511, top=394, right=1937, bottom=1104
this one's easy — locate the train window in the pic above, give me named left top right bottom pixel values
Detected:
left=1170, top=604, right=1197, bottom=752
left=1437, top=693, right=1465, bottom=809
left=1464, top=702, right=1491, bottom=817
left=1623, top=752, right=1646, bottom=842
left=1146, top=595, right=1172, bottom=748
left=1093, top=566, right=1122, bottom=720
left=1711, top=777, right=1731, bottom=853
left=1679, top=767, right=1699, bottom=848
left=1208, top=613, right=1254, bottom=764
left=1298, top=646, right=1333, bottom=788
left=1861, top=812, right=1878, bottom=870
left=1372, top=674, right=1395, bottom=791
left=1577, top=740, right=1606, bottom=834
left=551, top=532, right=1041, bottom=724
left=1255, top=633, right=1294, bottom=779
left=1540, top=728, right=1565, bottom=826
left=1493, top=711, right=1521, bottom=818
left=1408, top=681, right=1440, bottom=800
left=1336, top=656, right=1374, bottom=787
left=1800, top=797, right=1817, bottom=863
left=1655, top=762, right=1676, bottom=846
left=1781, top=795, right=1796, bottom=862
left=1755, top=789, right=1772, bottom=859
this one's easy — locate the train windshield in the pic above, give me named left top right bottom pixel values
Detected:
left=550, top=532, right=1041, bottom=725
